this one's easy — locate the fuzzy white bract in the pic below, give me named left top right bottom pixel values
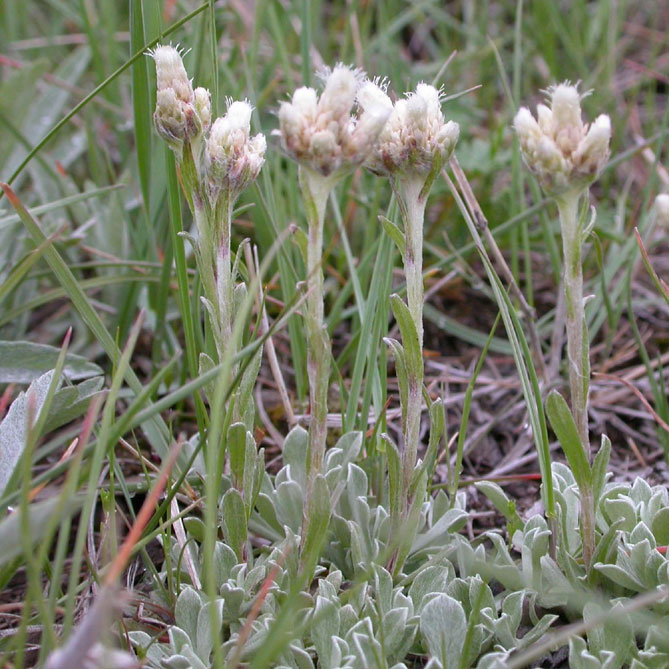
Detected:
left=365, top=83, right=459, bottom=177
left=514, top=82, right=611, bottom=195
left=204, top=100, right=266, bottom=203
left=152, top=44, right=192, bottom=102
left=149, top=45, right=210, bottom=156
left=193, top=87, right=212, bottom=134
left=278, top=64, right=392, bottom=178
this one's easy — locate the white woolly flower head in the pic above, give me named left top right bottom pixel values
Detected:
left=365, top=82, right=459, bottom=177
left=278, top=65, right=392, bottom=178
left=148, top=44, right=210, bottom=157
left=654, top=193, right=669, bottom=227
left=204, top=99, right=266, bottom=203
left=514, top=82, right=611, bottom=195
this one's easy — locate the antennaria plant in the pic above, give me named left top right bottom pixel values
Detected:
left=149, top=45, right=265, bottom=385
left=277, top=66, right=391, bottom=567
left=515, top=83, right=611, bottom=570
left=2, top=3, right=668, bottom=668
left=364, top=82, right=459, bottom=570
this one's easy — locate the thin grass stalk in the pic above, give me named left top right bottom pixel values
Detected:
left=443, top=168, right=557, bottom=549
left=506, top=585, right=669, bottom=669
left=449, top=156, right=546, bottom=379
left=360, top=227, right=394, bottom=438
left=164, top=148, right=207, bottom=433
left=39, top=397, right=104, bottom=662
left=450, top=314, right=501, bottom=501
left=0, top=183, right=174, bottom=467
left=61, top=314, right=144, bottom=635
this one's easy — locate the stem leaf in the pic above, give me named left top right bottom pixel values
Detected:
left=221, top=488, right=247, bottom=561
left=389, top=295, right=423, bottom=382
left=422, top=398, right=444, bottom=482
left=379, top=215, right=406, bottom=261
left=228, top=422, right=248, bottom=489
left=545, top=390, right=591, bottom=490
left=300, top=474, right=331, bottom=580
left=591, top=433, right=611, bottom=505
left=381, top=434, right=401, bottom=519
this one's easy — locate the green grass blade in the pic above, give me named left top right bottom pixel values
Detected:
left=444, top=172, right=554, bottom=519
left=2, top=3, right=208, bottom=189
left=0, top=184, right=175, bottom=466
left=0, top=273, right=161, bottom=328
left=208, top=0, right=218, bottom=111
left=345, top=232, right=391, bottom=432
left=0, top=184, right=123, bottom=230
left=61, top=312, right=144, bottom=635
left=130, top=0, right=152, bottom=213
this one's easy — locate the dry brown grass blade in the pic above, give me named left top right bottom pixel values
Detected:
left=594, top=371, right=669, bottom=433
left=634, top=227, right=669, bottom=305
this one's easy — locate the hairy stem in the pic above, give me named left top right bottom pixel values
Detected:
left=399, top=176, right=426, bottom=501
left=402, top=178, right=426, bottom=351
left=214, top=191, right=234, bottom=359
left=557, top=192, right=590, bottom=455
left=580, top=487, right=596, bottom=570
left=557, top=189, right=594, bottom=569
left=299, top=167, right=333, bottom=491
left=193, top=199, right=217, bottom=334
left=385, top=176, right=428, bottom=576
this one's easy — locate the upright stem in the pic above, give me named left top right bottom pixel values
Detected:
left=398, top=177, right=427, bottom=505
left=299, top=167, right=333, bottom=484
left=402, top=178, right=426, bottom=351
left=385, top=177, right=427, bottom=575
left=580, top=487, right=596, bottom=570
left=557, top=191, right=590, bottom=456
left=214, top=191, right=234, bottom=358
left=193, top=198, right=217, bottom=333
left=193, top=189, right=236, bottom=363
left=557, top=189, right=594, bottom=569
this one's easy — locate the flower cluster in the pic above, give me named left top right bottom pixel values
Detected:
left=514, top=82, right=611, bottom=195
left=277, top=64, right=392, bottom=178
left=149, top=45, right=265, bottom=204
left=204, top=101, right=266, bottom=204
left=365, top=83, right=460, bottom=178
left=149, top=45, right=211, bottom=157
